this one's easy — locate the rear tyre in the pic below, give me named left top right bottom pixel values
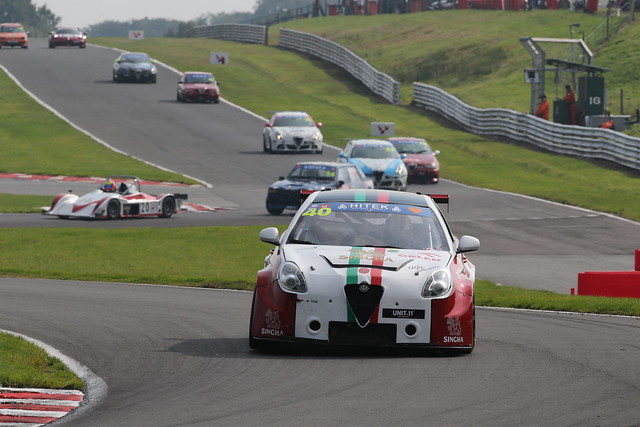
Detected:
left=160, top=196, right=176, bottom=218
left=106, top=200, right=120, bottom=219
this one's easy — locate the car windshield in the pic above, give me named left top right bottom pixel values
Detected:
left=1, top=26, right=24, bottom=33
left=57, top=28, right=80, bottom=34
left=274, top=115, right=315, bottom=127
left=184, top=74, right=214, bottom=84
left=391, top=140, right=433, bottom=154
left=351, top=145, right=398, bottom=159
left=287, top=164, right=336, bottom=181
left=121, top=54, right=150, bottom=63
left=288, top=202, right=449, bottom=250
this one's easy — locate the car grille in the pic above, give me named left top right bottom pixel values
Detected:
left=344, top=283, right=384, bottom=327
left=373, top=171, right=384, bottom=185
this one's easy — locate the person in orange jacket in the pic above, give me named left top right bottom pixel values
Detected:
left=564, top=85, right=576, bottom=125
left=534, top=94, right=549, bottom=120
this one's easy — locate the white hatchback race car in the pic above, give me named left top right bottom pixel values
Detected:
left=42, top=176, right=187, bottom=219
left=250, top=189, right=480, bottom=354
left=263, top=111, right=323, bottom=154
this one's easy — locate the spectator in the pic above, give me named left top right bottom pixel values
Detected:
left=534, top=94, right=549, bottom=120
left=564, top=85, right=577, bottom=125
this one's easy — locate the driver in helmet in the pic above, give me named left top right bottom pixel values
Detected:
left=101, top=180, right=117, bottom=193
left=384, top=214, right=423, bottom=249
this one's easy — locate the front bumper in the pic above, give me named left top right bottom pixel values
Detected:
left=0, top=39, right=27, bottom=48
left=116, top=69, right=156, bottom=82
left=407, top=165, right=439, bottom=182
left=51, top=38, right=85, bottom=47
left=271, top=138, right=322, bottom=153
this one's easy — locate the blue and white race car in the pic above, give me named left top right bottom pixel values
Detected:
left=337, top=139, right=407, bottom=190
left=250, top=189, right=480, bottom=353
left=266, top=161, right=373, bottom=215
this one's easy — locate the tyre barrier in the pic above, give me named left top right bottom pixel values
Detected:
left=575, top=250, right=640, bottom=298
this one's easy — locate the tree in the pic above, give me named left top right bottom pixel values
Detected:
left=0, top=0, right=60, bottom=36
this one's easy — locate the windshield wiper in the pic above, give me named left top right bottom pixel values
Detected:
left=288, top=238, right=316, bottom=245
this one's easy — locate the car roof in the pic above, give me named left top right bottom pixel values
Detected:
left=1, top=23, right=23, bottom=27
left=348, top=139, right=394, bottom=147
left=274, top=111, right=310, bottom=116
left=121, top=52, right=149, bottom=58
left=294, top=161, right=352, bottom=168
left=388, top=137, right=427, bottom=142
left=184, top=71, right=213, bottom=76
left=311, top=189, right=431, bottom=207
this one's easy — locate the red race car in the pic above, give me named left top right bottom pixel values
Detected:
left=388, top=137, right=440, bottom=184
left=177, top=72, right=221, bottom=104
left=0, top=23, right=28, bottom=49
left=48, top=27, right=87, bottom=48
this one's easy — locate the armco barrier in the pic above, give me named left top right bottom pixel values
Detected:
left=184, top=24, right=267, bottom=45
left=279, top=28, right=400, bottom=104
left=413, top=83, right=640, bottom=173
left=576, top=250, right=640, bottom=298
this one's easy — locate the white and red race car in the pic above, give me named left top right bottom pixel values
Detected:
left=43, top=176, right=187, bottom=219
left=250, top=189, right=480, bottom=354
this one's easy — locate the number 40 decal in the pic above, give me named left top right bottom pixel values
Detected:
left=302, top=206, right=332, bottom=216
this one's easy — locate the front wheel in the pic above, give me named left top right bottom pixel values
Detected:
left=266, top=201, right=283, bottom=215
left=160, top=196, right=176, bottom=218
left=263, top=136, right=271, bottom=153
left=106, top=200, right=120, bottom=219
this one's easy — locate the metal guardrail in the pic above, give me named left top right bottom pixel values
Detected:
left=279, top=28, right=400, bottom=105
left=184, top=24, right=267, bottom=45
left=413, top=82, right=640, bottom=171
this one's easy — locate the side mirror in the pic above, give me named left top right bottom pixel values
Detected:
left=338, top=152, right=346, bottom=159
left=265, top=122, right=272, bottom=127
left=337, top=180, right=345, bottom=188
left=316, top=122, right=323, bottom=127
left=260, top=227, right=280, bottom=246
left=278, top=176, right=285, bottom=180
left=456, top=235, right=480, bottom=254
left=400, top=153, right=407, bottom=159
left=434, top=150, right=441, bottom=156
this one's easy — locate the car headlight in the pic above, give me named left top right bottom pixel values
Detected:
left=275, top=133, right=284, bottom=141
left=395, top=163, right=407, bottom=176
left=422, top=269, right=452, bottom=298
left=151, top=66, right=157, bottom=74
left=278, top=261, right=307, bottom=293
left=311, top=132, right=322, bottom=141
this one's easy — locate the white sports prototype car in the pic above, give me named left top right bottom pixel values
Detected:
left=263, top=111, right=323, bottom=154
left=250, top=189, right=480, bottom=354
left=43, top=176, right=187, bottom=219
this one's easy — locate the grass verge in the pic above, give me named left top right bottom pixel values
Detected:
left=2, top=226, right=639, bottom=316
left=0, top=332, right=85, bottom=389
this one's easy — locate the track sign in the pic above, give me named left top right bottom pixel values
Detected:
left=370, top=122, right=395, bottom=137
left=128, top=30, right=144, bottom=40
left=210, top=52, right=230, bottom=65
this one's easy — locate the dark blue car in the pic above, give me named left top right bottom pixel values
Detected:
left=266, top=162, right=373, bottom=215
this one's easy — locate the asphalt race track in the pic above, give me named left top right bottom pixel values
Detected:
left=2, top=277, right=640, bottom=426
left=0, top=40, right=639, bottom=425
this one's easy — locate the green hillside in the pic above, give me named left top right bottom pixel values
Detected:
left=279, top=9, right=640, bottom=117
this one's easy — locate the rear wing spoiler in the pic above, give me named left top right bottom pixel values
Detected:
left=424, top=193, right=449, bottom=212
left=300, top=188, right=322, bottom=203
